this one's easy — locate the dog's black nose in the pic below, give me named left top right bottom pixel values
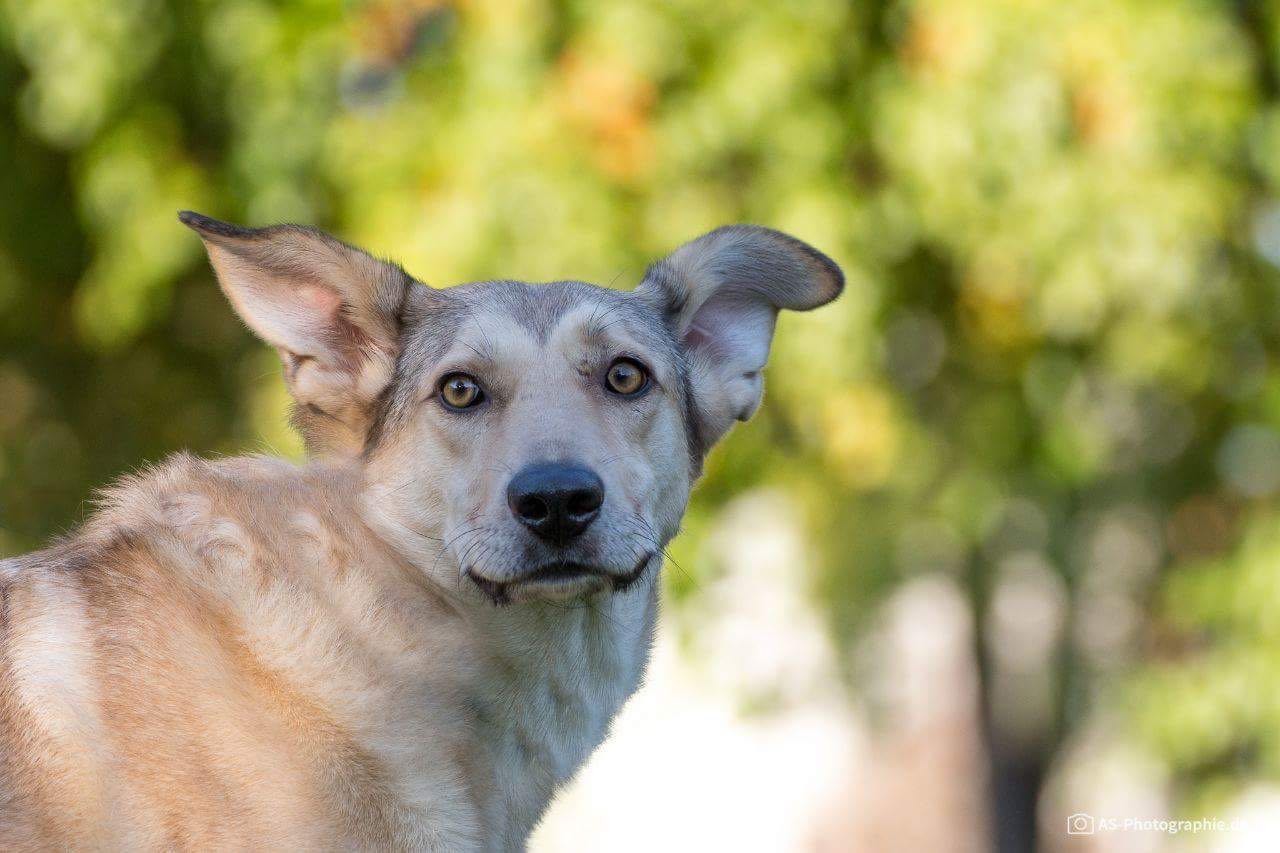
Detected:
left=507, top=462, right=604, bottom=544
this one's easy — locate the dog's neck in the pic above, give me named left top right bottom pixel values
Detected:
left=355, top=481, right=659, bottom=846
left=464, top=584, right=658, bottom=844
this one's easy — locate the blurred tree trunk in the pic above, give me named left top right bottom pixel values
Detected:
left=971, top=562, right=1055, bottom=853
left=987, top=742, right=1044, bottom=853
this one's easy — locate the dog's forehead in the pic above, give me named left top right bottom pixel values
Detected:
left=464, top=279, right=660, bottom=344
left=409, top=279, right=669, bottom=355
left=369, top=277, right=697, bottom=460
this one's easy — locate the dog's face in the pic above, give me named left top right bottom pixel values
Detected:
left=181, top=213, right=842, bottom=604
left=361, top=282, right=696, bottom=604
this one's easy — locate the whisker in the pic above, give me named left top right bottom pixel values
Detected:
left=586, top=301, right=628, bottom=338
left=397, top=521, right=443, bottom=542
left=457, top=534, right=491, bottom=574
left=474, top=317, right=497, bottom=362
left=631, top=517, right=699, bottom=593
left=594, top=316, right=627, bottom=336
left=585, top=301, right=604, bottom=335
left=430, top=523, right=488, bottom=575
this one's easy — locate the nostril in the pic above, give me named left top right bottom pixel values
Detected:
left=566, top=489, right=603, bottom=518
left=515, top=495, right=549, bottom=522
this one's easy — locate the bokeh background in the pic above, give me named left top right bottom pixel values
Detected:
left=3, top=0, right=1280, bottom=849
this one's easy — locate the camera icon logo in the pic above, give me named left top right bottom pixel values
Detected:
left=1067, top=813, right=1095, bottom=835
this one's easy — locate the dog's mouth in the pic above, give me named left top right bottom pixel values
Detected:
left=465, top=552, right=653, bottom=605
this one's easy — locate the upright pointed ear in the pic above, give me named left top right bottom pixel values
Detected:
left=638, top=225, right=843, bottom=455
left=180, top=211, right=414, bottom=457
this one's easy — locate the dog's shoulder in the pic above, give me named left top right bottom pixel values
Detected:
left=0, top=451, right=395, bottom=850
left=89, top=451, right=311, bottom=524
left=1, top=452, right=361, bottom=603
left=86, top=451, right=354, bottom=546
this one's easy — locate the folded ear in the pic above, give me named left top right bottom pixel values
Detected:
left=179, top=211, right=414, bottom=457
left=638, top=225, right=843, bottom=455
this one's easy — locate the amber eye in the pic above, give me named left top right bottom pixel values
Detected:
left=605, top=358, right=649, bottom=396
left=439, top=373, right=484, bottom=410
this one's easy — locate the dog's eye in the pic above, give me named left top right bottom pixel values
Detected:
left=605, top=358, right=649, bottom=396
left=439, top=373, right=484, bottom=410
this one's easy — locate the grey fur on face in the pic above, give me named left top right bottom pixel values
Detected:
left=365, top=277, right=701, bottom=466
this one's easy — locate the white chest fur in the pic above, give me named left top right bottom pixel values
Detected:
left=462, top=580, right=659, bottom=848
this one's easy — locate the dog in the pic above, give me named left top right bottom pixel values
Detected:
left=0, top=212, right=842, bottom=850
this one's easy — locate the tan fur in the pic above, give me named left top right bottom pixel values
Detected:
left=0, top=216, right=842, bottom=850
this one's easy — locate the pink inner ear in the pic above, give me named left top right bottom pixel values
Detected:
left=684, top=319, right=714, bottom=350
left=297, top=284, right=343, bottom=317
left=682, top=292, right=777, bottom=371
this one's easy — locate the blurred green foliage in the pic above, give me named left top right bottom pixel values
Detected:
left=4, top=0, right=1280, bottom=834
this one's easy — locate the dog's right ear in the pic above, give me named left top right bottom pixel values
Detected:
left=180, top=211, right=414, bottom=456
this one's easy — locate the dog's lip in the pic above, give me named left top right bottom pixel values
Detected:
left=465, top=552, right=654, bottom=604
left=526, top=561, right=607, bottom=583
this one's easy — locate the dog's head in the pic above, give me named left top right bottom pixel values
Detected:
left=182, top=212, right=842, bottom=604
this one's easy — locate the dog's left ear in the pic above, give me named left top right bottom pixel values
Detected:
left=180, top=211, right=413, bottom=457
left=638, top=225, right=843, bottom=455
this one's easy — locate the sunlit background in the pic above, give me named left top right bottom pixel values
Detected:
left=4, top=0, right=1280, bottom=849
